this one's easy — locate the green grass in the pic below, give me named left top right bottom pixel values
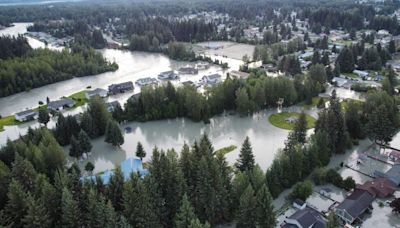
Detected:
left=67, top=90, right=88, bottom=107
left=268, top=112, right=316, bottom=130
left=214, top=145, right=237, bottom=157
left=340, top=98, right=364, bottom=111
left=0, top=115, right=21, bottom=132
left=342, top=73, right=358, bottom=79
left=303, top=97, right=328, bottom=109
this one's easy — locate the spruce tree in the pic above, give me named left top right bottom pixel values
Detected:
left=11, top=155, right=37, bottom=192
left=61, top=188, right=82, bottom=228
left=136, top=142, right=146, bottom=161
left=175, top=194, right=197, bottom=228
left=38, top=108, right=50, bottom=127
left=236, top=136, right=255, bottom=172
left=3, top=180, right=29, bottom=227
left=255, top=184, right=276, bottom=228
left=107, top=167, right=124, bottom=211
left=236, top=185, right=257, bottom=228
left=69, top=135, right=82, bottom=159
left=88, top=96, right=111, bottom=136
left=23, top=194, right=51, bottom=228
left=78, top=130, right=92, bottom=156
left=293, top=112, right=307, bottom=144
left=105, top=120, right=124, bottom=146
left=188, top=219, right=211, bottom=228
left=122, top=173, right=160, bottom=228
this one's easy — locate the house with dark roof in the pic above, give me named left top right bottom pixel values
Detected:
left=229, top=70, right=250, bottom=79
left=106, top=101, right=120, bottom=113
left=108, top=81, right=134, bottom=94
left=282, top=208, right=327, bottom=228
left=15, top=109, right=38, bottom=122
left=178, top=67, right=198, bottom=75
left=48, top=98, right=76, bottom=111
left=86, top=88, right=108, bottom=99
left=389, top=150, right=400, bottom=162
left=158, top=71, right=179, bottom=80
left=335, top=189, right=374, bottom=224
left=374, top=164, right=400, bottom=186
left=135, top=77, right=158, bottom=87
left=357, top=178, right=396, bottom=198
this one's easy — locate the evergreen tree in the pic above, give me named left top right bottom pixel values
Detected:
left=80, top=112, right=98, bottom=138
left=321, top=51, right=330, bottom=66
left=366, top=104, right=397, bottom=146
left=345, top=102, right=363, bottom=139
left=38, top=108, right=50, bottom=127
left=11, top=155, right=37, bottom=192
left=78, top=130, right=92, bottom=156
left=123, top=173, right=160, bottom=228
left=188, top=219, right=210, bottom=228
left=61, top=188, right=82, bottom=228
left=255, top=184, right=276, bottom=228
left=235, top=88, right=252, bottom=116
left=0, top=161, right=10, bottom=210
left=293, top=112, right=308, bottom=144
left=104, top=120, right=124, bottom=147
left=326, top=213, right=340, bottom=228
left=389, top=40, right=396, bottom=54
left=22, top=194, right=51, bottom=228
left=85, top=162, right=95, bottom=174
left=236, top=136, right=255, bottom=172
left=136, top=142, right=146, bottom=161
left=107, top=167, right=124, bottom=211
left=86, top=189, right=117, bottom=228
left=336, top=46, right=355, bottom=73
left=88, top=96, right=111, bottom=136
left=236, top=185, right=257, bottom=228
left=175, top=194, right=197, bottom=228
left=69, top=136, right=83, bottom=159
left=3, top=180, right=29, bottom=227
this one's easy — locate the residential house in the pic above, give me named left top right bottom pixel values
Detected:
left=282, top=208, right=327, bottom=228
left=201, top=74, right=222, bottom=85
left=158, top=71, right=179, bottom=80
left=135, top=77, right=158, bottom=86
left=106, top=101, right=120, bottom=113
left=229, top=70, right=250, bottom=79
left=384, top=164, right=400, bottom=186
left=335, top=189, right=374, bottom=224
left=261, top=64, right=278, bottom=73
left=178, top=67, right=198, bottom=75
left=195, top=62, right=209, bottom=70
left=353, top=70, right=369, bottom=79
left=15, top=109, right=38, bottom=122
left=108, top=81, right=134, bottom=94
left=48, top=98, right=76, bottom=111
left=332, top=77, right=348, bottom=87
left=357, top=178, right=396, bottom=198
left=389, top=150, right=400, bottom=162
left=86, top=88, right=108, bottom=99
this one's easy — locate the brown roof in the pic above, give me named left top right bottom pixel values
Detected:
left=357, top=178, right=396, bottom=198
left=389, top=150, right=400, bottom=158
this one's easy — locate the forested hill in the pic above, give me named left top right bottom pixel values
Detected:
left=0, top=36, right=118, bottom=97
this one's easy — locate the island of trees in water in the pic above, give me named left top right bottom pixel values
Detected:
left=0, top=35, right=118, bottom=97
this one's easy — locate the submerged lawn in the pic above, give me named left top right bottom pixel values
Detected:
left=68, top=90, right=88, bottom=107
left=0, top=115, right=20, bottom=132
left=214, top=145, right=237, bottom=157
left=269, top=112, right=316, bottom=130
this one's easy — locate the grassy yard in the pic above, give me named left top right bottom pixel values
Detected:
left=67, top=90, right=88, bottom=107
left=303, top=97, right=328, bottom=109
left=214, top=145, right=237, bottom=157
left=0, top=115, right=20, bottom=132
left=269, top=112, right=316, bottom=130
left=342, top=73, right=359, bottom=79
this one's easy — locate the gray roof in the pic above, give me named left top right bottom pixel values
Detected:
left=108, top=81, right=134, bottom=91
left=87, top=88, right=107, bottom=96
left=15, top=109, right=37, bottom=117
left=385, top=164, right=400, bottom=186
left=336, top=189, right=374, bottom=219
left=286, top=208, right=326, bottom=228
left=48, top=98, right=76, bottom=109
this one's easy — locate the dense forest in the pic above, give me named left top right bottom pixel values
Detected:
left=0, top=36, right=118, bottom=97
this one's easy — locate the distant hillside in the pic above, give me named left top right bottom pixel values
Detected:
left=0, top=0, right=85, bottom=6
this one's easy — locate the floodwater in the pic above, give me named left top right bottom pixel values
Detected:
left=0, top=23, right=230, bottom=117
left=71, top=106, right=317, bottom=174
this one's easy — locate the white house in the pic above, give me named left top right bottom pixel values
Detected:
left=201, top=74, right=222, bottom=85
left=15, top=109, right=38, bottom=122
left=157, top=71, right=179, bottom=80
left=353, top=70, right=369, bottom=78
left=293, top=199, right=307, bottom=210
